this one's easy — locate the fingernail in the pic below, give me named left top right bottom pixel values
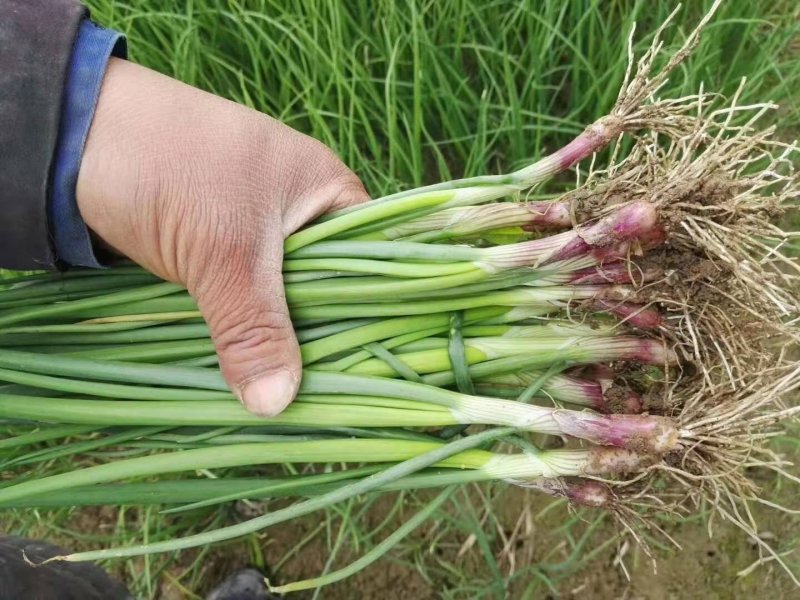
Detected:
left=239, top=370, right=298, bottom=417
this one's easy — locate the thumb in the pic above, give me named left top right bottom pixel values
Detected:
left=194, top=244, right=301, bottom=417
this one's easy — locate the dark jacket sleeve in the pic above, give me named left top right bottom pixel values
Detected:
left=0, top=0, right=87, bottom=270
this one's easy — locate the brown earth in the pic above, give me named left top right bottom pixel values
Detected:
left=155, top=479, right=799, bottom=599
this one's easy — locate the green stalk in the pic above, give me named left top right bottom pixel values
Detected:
left=0, top=290, right=114, bottom=310
left=0, top=438, right=497, bottom=505
left=318, top=326, right=456, bottom=371
left=0, top=396, right=459, bottom=428
left=199, top=426, right=441, bottom=444
left=17, top=297, right=194, bottom=321
left=448, top=310, right=474, bottom=393
left=80, top=311, right=201, bottom=323
left=0, top=321, right=173, bottom=334
left=0, top=368, right=232, bottom=401
left=36, top=428, right=518, bottom=561
left=271, top=486, right=455, bottom=593
left=0, top=371, right=672, bottom=451
left=0, top=349, right=228, bottom=389
left=423, top=354, right=587, bottom=387
left=301, top=307, right=504, bottom=364
left=300, top=372, right=658, bottom=446
left=2, top=309, right=513, bottom=366
left=286, top=269, right=490, bottom=303
left=291, top=287, right=598, bottom=320
left=344, top=347, right=488, bottom=377
left=285, top=190, right=456, bottom=252
left=0, top=274, right=159, bottom=302
left=0, top=465, right=569, bottom=510
left=346, top=335, right=666, bottom=377
left=64, top=339, right=215, bottom=362
left=285, top=186, right=515, bottom=252
left=288, top=239, right=483, bottom=261
left=398, top=270, right=549, bottom=300
left=12, top=343, right=120, bottom=354
left=381, top=202, right=563, bottom=243
left=0, top=324, right=210, bottom=347
left=2, top=426, right=168, bottom=470
left=0, top=468, right=387, bottom=509
left=331, top=207, right=454, bottom=239
left=169, top=355, right=218, bottom=367
left=295, top=395, right=446, bottom=412
left=0, top=283, right=183, bottom=327
left=284, top=271, right=367, bottom=283
left=460, top=322, right=616, bottom=338
left=0, top=266, right=146, bottom=287
left=0, top=425, right=95, bottom=450
left=0, top=352, right=608, bottom=441
left=59, top=284, right=604, bottom=322
left=283, top=258, right=478, bottom=278
left=320, top=159, right=563, bottom=222
left=296, top=318, right=378, bottom=343
left=362, top=343, right=422, bottom=382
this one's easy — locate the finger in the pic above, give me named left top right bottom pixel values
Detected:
left=194, top=242, right=301, bottom=417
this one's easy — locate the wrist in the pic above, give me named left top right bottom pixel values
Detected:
left=50, top=21, right=126, bottom=268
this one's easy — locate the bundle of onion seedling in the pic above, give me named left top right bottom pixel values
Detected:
left=2, top=3, right=800, bottom=588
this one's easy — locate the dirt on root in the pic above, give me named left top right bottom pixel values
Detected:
left=602, top=385, right=634, bottom=414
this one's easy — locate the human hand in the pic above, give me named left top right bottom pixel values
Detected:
left=76, top=58, right=369, bottom=416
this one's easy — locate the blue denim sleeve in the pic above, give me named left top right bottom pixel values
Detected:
left=49, top=20, right=127, bottom=268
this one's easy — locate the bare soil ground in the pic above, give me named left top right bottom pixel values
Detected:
left=141, top=480, right=800, bottom=599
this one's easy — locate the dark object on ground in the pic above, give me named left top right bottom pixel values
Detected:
left=205, top=568, right=281, bottom=600
left=0, top=535, right=135, bottom=600
left=0, top=536, right=278, bottom=600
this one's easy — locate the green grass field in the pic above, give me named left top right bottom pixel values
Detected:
left=4, top=1, right=800, bottom=597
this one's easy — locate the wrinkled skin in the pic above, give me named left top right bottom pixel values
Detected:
left=77, top=58, right=369, bottom=415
